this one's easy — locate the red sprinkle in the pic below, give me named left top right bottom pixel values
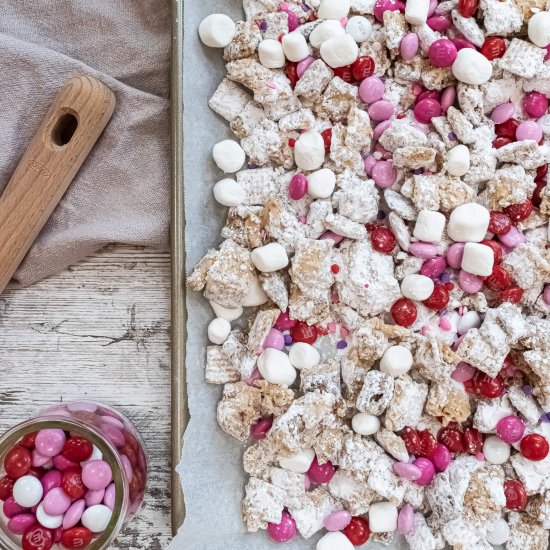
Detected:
left=331, top=264, right=340, bottom=274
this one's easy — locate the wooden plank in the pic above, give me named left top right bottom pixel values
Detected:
left=0, top=245, right=171, bottom=549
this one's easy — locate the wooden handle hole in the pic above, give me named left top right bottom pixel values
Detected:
left=52, top=113, right=78, bottom=146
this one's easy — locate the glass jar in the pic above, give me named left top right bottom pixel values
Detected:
left=0, top=401, right=148, bottom=550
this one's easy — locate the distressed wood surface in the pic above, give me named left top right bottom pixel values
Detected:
left=0, top=245, right=172, bottom=549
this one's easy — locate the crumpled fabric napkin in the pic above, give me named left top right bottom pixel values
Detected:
left=0, top=0, right=171, bottom=285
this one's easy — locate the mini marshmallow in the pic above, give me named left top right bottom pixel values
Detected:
left=210, top=301, right=243, bottom=322
left=320, top=34, right=359, bottom=68
left=212, top=140, right=245, bottom=173
left=452, top=48, right=492, bottom=85
left=288, top=342, right=321, bottom=370
left=486, top=518, right=510, bottom=546
left=446, top=144, right=470, bottom=177
left=351, top=412, right=380, bottom=435
left=317, top=0, right=351, bottom=20
left=413, top=210, right=446, bottom=243
left=461, top=242, right=494, bottom=277
left=258, top=39, right=286, bottom=69
left=282, top=33, right=310, bottom=62
left=346, top=16, right=373, bottom=43
left=400, top=274, right=435, bottom=302
left=279, top=448, right=315, bottom=473
left=307, top=168, right=336, bottom=199
left=528, top=11, right=550, bottom=48
left=457, top=310, right=481, bottom=335
left=241, top=276, right=269, bottom=307
left=483, top=435, right=510, bottom=465
left=208, top=317, right=231, bottom=345
left=380, top=345, right=414, bottom=378
left=294, top=131, right=326, bottom=170
left=309, top=20, right=346, bottom=48
left=257, top=348, right=297, bottom=385
left=447, top=203, right=490, bottom=242
left=369, top=501, right=398, bottom=532
left=405, top=0, right=430, bottom=26
left=251, top=243, right=289, bottom=272
left=198, top=14, right=236, bottom=48
left=317, top=532, right=354, bottom=550
left=213, top=178, right=246, bottom=207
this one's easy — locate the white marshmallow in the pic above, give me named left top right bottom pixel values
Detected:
left=210, top=301, right=243, bottom=322
left=318, top=0, right=351, bottom=20
left=198, top=14, right=236, bottom=48
left=483, top=435, right=510, bottom=465
left=213, top=178, right=246, bottom=207
left=294, top=131, right=326, bottom=170
left=278, top=448, right=315, bottom=473
left=258, top=39, right=286, bottom=69
left=309, top=20, right=346, bottom=48
left=317, top=531, right=354, bottom=550
left=400, top=274, right=435, bottom=302
left=457, top=310, right=481, bottom=335
left=212, top=140, right=245, bottom=173
left=352, top=412, right=380, bottom=435
left=380, top=345, right=414, bottom=377
left=320, top=34, right=359, bottom=68
left=446, top=144, right=470, bottom=177
left=307, top=168, right=336, bottom=199
left=346, top=16, right=373, bottom=42
left=282, top=32, right=310, bottom=62
left=486, top=518, right=510, bottom=546
left=251, top=243, right=289, bottom=272
left=36, top=503, right=63, bottom=529
left=13, top=476, right=43, bottom=508
left=81, top=504, right=112, bottom=533
left=241, top=276, right=269, bottom=307
left=528, top=11, right=550, bottom=48
left=447, top=203, right=490, bottom=242
left=405, top=0, right=430, bottom=25
left=413, top=210, right=446, bottom=243
left=452, top=48, right=492, bottom=85
left=288, top=342, right=321, bottom=370
left=369, top=501, right=398, bottom=532
left=207, top=318, right=231, bottom=345
left=461, top=242, right=494, bottom=277
left=257, top=348, right=297, bottom=385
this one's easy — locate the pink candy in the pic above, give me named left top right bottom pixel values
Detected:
left=104, top=483, right=116, bottom=510
left=373, top=120, right=392, bottom=140
left=307, top=457, right=335, bottom=484
left=414, top=98, right=442, bottom=124
left=289, top=174, right=308, bottom=200
left=274, top=310, right=296, bottom=331
left=35, top=429, right=66, bottom=457
left=413, top=457, right=435, bottom=485
left=85, top=488, right=106, bottom=507
left=62, top=499, right=86, bottom=530
left=3, top=497, right=27, bottom=519
left=42, top=487, right=71, bottom=516
left=359, top=76, right=385, bottom=104
left=516, top=120, right=543, bottom=142
left=544, top=285, right=550, bottom=305
left=7, top=513, right=35, bottom=535
left=451, top=361, right=476, bottom=383
left=428, top=39, right=457, bottom=67
left=250, top=417, right=273, bottom=440
left=319, top=231, right=345, bottom=245
left=498, top=225, right=526, bottom=248
left=297, top=56, right=315, bottom=78
left=452, top=37, right=476, bottom=50
left=496, top=415, right=525, bottom=444
left=524, top=91, right=548, bottom=118
left=440, top=86, right=456, bottom=112
left=393, top=462, right=422, bottom=481
left=400, top=33, right=419, bottom=60
left=323, top=510, right=352, bottom=531
left=82, top=460, right=113, bottom=491
left=371, top=160, right=397, bottom=188
left=263, top=328, right=285, bottom=350
left=446, top=242, right=465, bottom=268
left=427, top=15, right=452, bottom=31
left=364, top=154, right=377, bottom=174
left=409, top=242, right=438, bottom=258
left=458, top=269, right=484, bottom=293
left=420, top=257, right=446, bottom=278
left=368, top=99, right=395, bottom=121
left=491, top=102, right=515, bottom=124
left=32, top=449, right=51, bottom=468
left=52, top=454, right=79, bottom=472
left=41, top=470, right=63, bottom=495
left=431, top=444, right=451, bottom=472
left=397, top=504, right=414, bottom=535
left=267, top=511, right=297, bottom=542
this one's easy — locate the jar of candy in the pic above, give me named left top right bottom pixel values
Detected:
left=0, top=401, right=147, bottom=549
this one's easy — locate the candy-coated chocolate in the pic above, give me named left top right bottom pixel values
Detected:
left=62, top=469, right=87, bottom=500
left=103, top=483, right=116, bottom=510
left=323, top=510, right=352, bottom=531
left=63, top=437, right=94, bottom=463
left=267, top=510, right=297, bottom=542
left=5, top=446, right=32, bottom=479
left=22, top=523, right=53, bottom=550
left=82, top=460, right=113, bottom=491
left=61, top=526, right=93, bottom=549
left=7, top=513, right=36, bottom=535
left=35, top=430, right=66, bottom=458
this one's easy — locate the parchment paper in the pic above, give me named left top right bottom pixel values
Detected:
left=169, top=2, right=407, bottom=548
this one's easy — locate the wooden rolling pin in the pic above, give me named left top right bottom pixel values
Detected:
left=0, top=75, right=116, bottom=294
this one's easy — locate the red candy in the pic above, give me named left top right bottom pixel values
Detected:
left=485, top=265, right=511, bottom=292
left=480, top=239, right=503, bottom=264
left=492, top=136, right=513, bottom=149
left=497, top=286, right=523, bottom=305
left=401, top=426, right=421, bottom=455
left=332, top=65, right=355, bottom=83
left=458, top=0, right=478, bottom=17
left=290, top=322, right=318, bottom=344
left=474, top=372, right=505, bottom=398
left=22, top=524, right=53, bottom=550
left=495, top=118, right=519, bottom=140
left=463, top=427, right=483, bottom=455
left=342, top=516, right=371, bottom=546
left=423, top=284, right=450, bottom=311
left=488, top=211, right=512, bottom=235
left=63, top=437, right=94, bottom=463
left=20, top=432, right=38, bottom=450
left=480, top=37, right=506, bottom=60
left=520, top=433, right=549, bottom=461
left=351, top=55, right=375, bottom=81
left=504, top=479, right=527, bottom=510
left=4, top=446, right=32, bottom=479
left=505, top=199, right=533, bottom=222
left=370, top=227, right=397, bottom=253
left=284, top=62, right=299, bottom=88
left=416, top=430, right=437, bottom=458
left=61, top=527, right=93, bottom=549
left=438, top=426, right=464, bottom=453
left=321, top=128, right=332, bottom=153
left=536, top=163, right=548, bottom=181
left=391, top=298, right=417, bottom=327
left=0, top=475, right=15, bottom=501
left=62, top=468, right=87, bottom=500
left=532, top=180, right=546, bottom=208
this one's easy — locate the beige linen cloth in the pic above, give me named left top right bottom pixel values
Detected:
left=0, top=0, right=171, bottom=285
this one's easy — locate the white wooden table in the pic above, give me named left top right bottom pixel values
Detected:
left=0, top=245, right=172, bottom=549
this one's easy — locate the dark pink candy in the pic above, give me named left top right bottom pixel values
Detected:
left=420, top=257, right=446, bottom=278
left=274, top=311, right=296, bottom=331
left=427, top=15, right=451, bottom=31
left=414, top=98, right=442, bottom=124
left=307, top=457, right=335, bottom=484
left=428, top=39, right=457, bottom=68
left=52, top=454, right=79, bottom=472
left=452, top=37, right=476, bottom=50
left=289, top=174, right=308, bottom=200
left=250, top=417, right=273, bottom=440
left=3, top=496, right=28, bottom=519
left=267, top=511, right=297, bottom=542
left=431, top=444, right=451, bottom=472
left=41, top=469, right=63, bottom=494
left=7, top=514, right=36, bottom=535
left=373, top=0, right=403, bottom=21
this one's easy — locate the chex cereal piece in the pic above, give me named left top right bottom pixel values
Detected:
left=278, top=108, right=316, bottom=132
left=506, top=512, right=549, bottom=550
left=259, top=12, right=289, bottom=40
left=451, top=10, right=485, bottom=47
left=259, top=272, right=288, bottom=312
left=368, top=453, right=407, bottom=504
left=456, top=83, right=484, bottom=126
left=378, top=120, right=428, bottom=152
left=345, top=107, right=373, bottom=153
left=289, top=238, right=334, bottom=299
left=333, top=170, right=379, bottom=223
left=508, top=384, right=542, bottom=425
left=496, top=140, right=550, bottom=170
left=438, top=175, right=475, bottom=212
left=294, top=60, right=334, bottom=103
left=217, top=382, right=262, bottom=441
left=313, top=424, right=351, bottom=465
left=329, top=124, right=365, bottom=174
left=446, top=106, right=476, bottom=144
left=383, top=11, right=407, bottom=50
left=243, top=438, right=282, bottom=480
left=425, top=380, right=471, bottom=424
left=356, top=370, right=395, bottom=415
left=500, top=39, right=546, bottom=79
left=339, top=433, right=384, bottom=480
left=511, top=451, right=550, bottom=495
left=224, top=20, right=262, bottom=61
left=463, top=465, right=506, bottom=523
left=523, top=64, right=550, bottom=98
left=384, top=189, right=418, bottom=221
left=481, top=0, right=523, bottom=35
left=242, top=477, right=286, bottom=532
left=300, top=361, right=341, bottom=398
left=247, top=308, right=280, bottom=353
left=393, top=147, right=437, bottom=169
left=415, top=336, right=461, bottom=382
left=441, top=515, right=491, bottom=550
left=375, top=429, right=410, bottom=462
left=209, top=78, right=251, bottom=122
left=263, top=197, right=307, bottom=251
left=384, top=374, right=428, bottom=431
left=486, top=164, right=536, bottom=209
left=205, top=346, right=240, bottom=384
left=328, top=470, right=376, bottom=515
left=269, top=467, right=306, bottom=508
left=400, top=174, right=440, bottom=211
left=306, top=199, right=333, bottom=240
left=522, top=317, right=550, bottom=351
left=473, top=395, right=513, bottom=432
left=528, top=492, right=550, bottom=529
left=388, top=212, right=411, bottom=252
left=229, top=100, right=266, bottom=139
left=316, top=77, right=359, bottom=119
left=502, top=243, right=550, bottom=290
left=222, top=330, right=258, bottom=379
left=405, top=513, right=438, bottom=550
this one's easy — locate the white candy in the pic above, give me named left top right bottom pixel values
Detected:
left=36, top=503, right=63, bottom=529
left=207, top=317, right=231, bottom=345
left=401, top=274, right=435, bottom=302
left=258, top=39, right=286, bottom=69
left=447, top=203, right=490, bottom=242
left=278, top=448, right=315, bottom=473
left=257, top=348, right=297, bottom=385
left=213, top=178, right=246, bottom=207
left=12, top=475, right=43, bottom=508
left=294, top=131, right=326, bottom=170
left=212, top=140, right=245, bottom=173
left=483, top=435, right=510, bottom=465
left=446, top=144, right=470, bottom=177
left=452, top=48, right=492, bottom=85
left=81, top=445, right=102, bottom=467
left=198, top=14, right=236, bottom=48
left=318, top=0, right=351, bottom=20
left=405, top=0, right=430, bottom=26
left=346, top=16, right=373, bottom=42
left=380, top=345, right=414, bottom=377
left=251, top=243, right=289, bottom=272
left=413, top=210, right=446, bottom=243
left=457, top=310, right=481, bottom=335
left=241, top=276, right=269, bottom=307
left=461, top=242, right=494, bottom=277
left=282, top=33, right=310, bottom=62
left=369, top=501, right=398, bottom=532
left=309, top=20, right=346, bottom=48
left=307, top=168, right=336, bottom=199
left=352, top=412, right=381, bottom=435
left=486, top=518, right=510, bottom=545
left=320, top=34, right=359, bottom=68
left=317, top=531, right=354, bottom=550
left=210, top=301, right=243, bottom=321
left=538, top=114, right=550, bottom=136
left=528, top=11, right=550, bottom=48
left=81, top=504, right=112, bottom=533
left=288, top=342, right=321, bottom=370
